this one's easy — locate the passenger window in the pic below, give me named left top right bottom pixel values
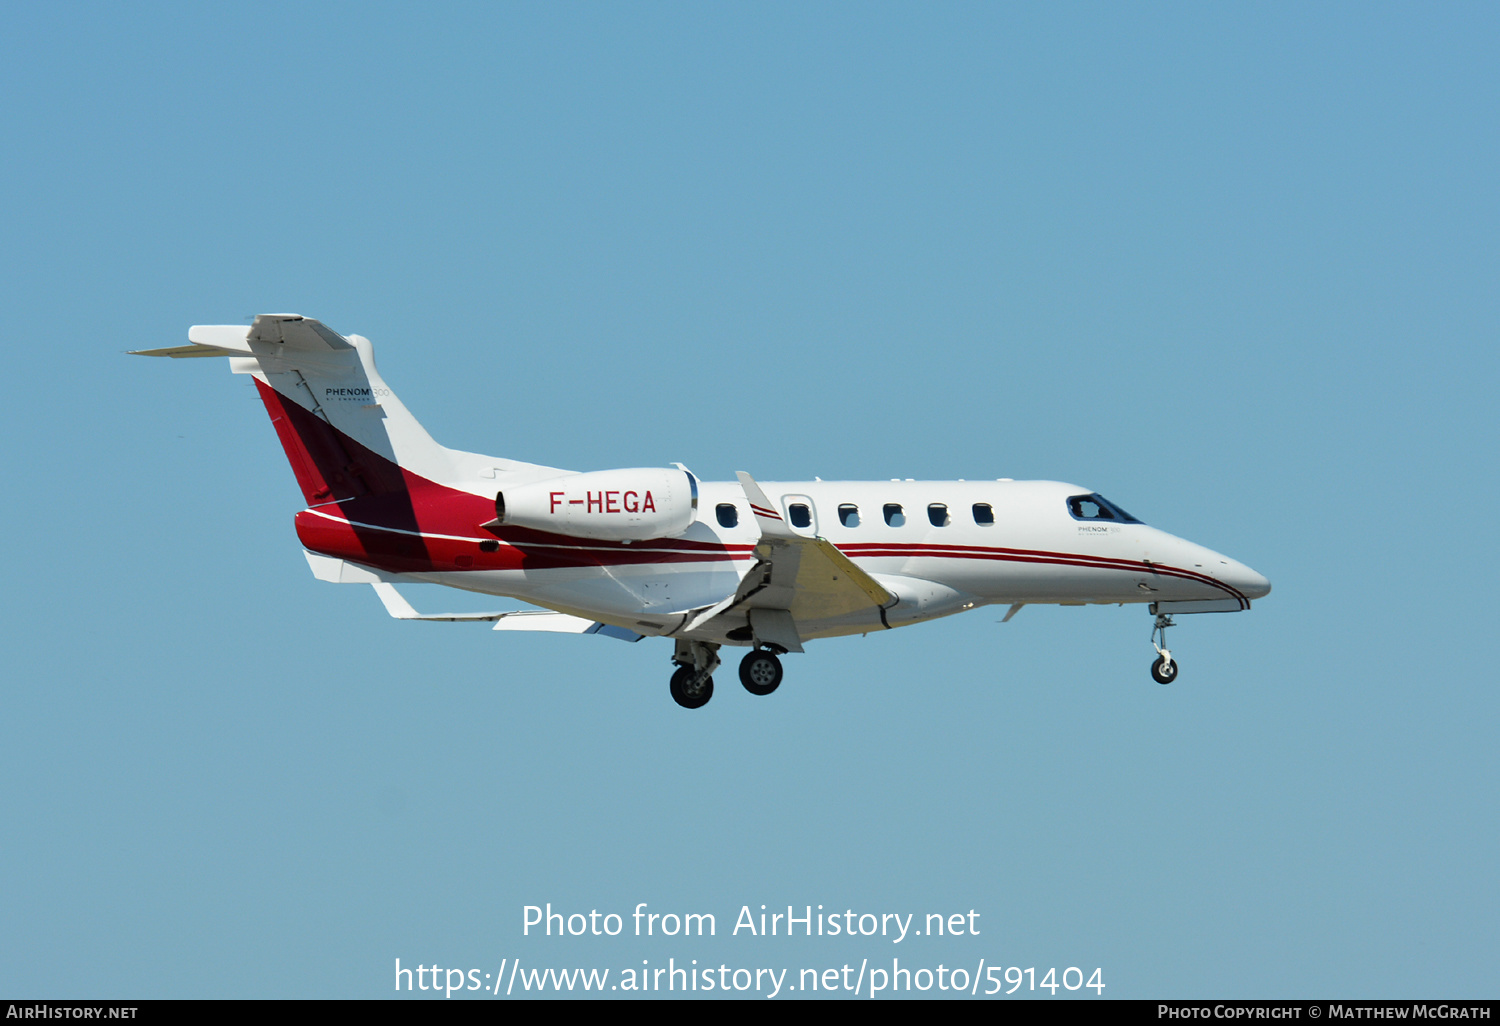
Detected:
left=883, top=503, right=905, bottom=527
left=928, top=503, right=950, bottom=527
left=716, top=503, right=738, bottom=528
left=972, top=502, right=994, bottom=525
left=788, top=503, right=812, bottom=528
left=838, top=503, right=860, bottom=528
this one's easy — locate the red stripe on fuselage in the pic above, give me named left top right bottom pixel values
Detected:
left=297, top=505, right=756, bottom=573
left=837, top=542, right=1246, bottom=601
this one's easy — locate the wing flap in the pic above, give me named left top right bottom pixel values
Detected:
left=789, top=536, right=892, bottom=614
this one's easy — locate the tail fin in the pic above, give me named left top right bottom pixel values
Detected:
left=134, top=314, right=551, bottom=505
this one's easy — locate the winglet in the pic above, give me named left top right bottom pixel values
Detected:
left=735, top=472, right=797, bottom=539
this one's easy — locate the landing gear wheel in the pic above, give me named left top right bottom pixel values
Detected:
left=739, top=650, right=784, bottom=696
left=1149, top=612, right=1180, bottom=685
left=670, top=665, right=714, bottom=709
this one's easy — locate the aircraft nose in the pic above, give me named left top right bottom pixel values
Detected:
left=1220, top=560, right=1271, bottom=600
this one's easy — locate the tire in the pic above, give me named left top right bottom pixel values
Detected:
left=670, top=665, right=714, bottom=709
left=739, top=650, right=784, bottom=696
left=1151, top=655, right=1179, bottom=685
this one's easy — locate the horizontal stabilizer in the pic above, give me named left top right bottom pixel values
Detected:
left=131, top=324, right=257, bottom=358
left=131, top=317, right=351, bottom=358
left=129, top=343, right=242, bottom=358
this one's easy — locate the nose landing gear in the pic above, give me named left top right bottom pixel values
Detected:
left=1150, top=613, right=1179, bottom=684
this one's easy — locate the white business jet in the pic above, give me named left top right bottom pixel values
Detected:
left=136, top=315, right=1270, bottom=708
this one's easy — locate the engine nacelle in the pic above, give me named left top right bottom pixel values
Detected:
left=494, top=468, right=698, bottom=541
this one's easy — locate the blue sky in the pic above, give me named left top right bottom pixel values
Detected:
left=2, top=2, right=1495, bottom=998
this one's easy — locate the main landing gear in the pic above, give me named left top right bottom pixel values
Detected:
left=669, top=640, right=720, bottom=709
left=738, top=648, right=784, bottom=696
left=669, top=641, right=787, bottom=707
left=670, top=665, right=714, bottom=708
left=1150, top=613, right=1180, bottom=684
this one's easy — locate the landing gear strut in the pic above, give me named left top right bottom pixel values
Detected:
left=738, top=648, right=784, bottom=696
left=1150, top=613, right=1179, bottom=684
left=670, top=640, right=720, bottom=709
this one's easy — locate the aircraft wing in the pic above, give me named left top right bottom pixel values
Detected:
left=300, top=552, right=643, bottom=640
left=372, top=583, right=643, bottom=639
left=681, top=473, right=892, bottom=651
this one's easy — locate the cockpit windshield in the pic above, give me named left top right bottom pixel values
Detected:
left=1066, top=493, right=1143, bottom=524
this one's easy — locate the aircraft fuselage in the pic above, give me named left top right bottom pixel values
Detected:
left=294, top=475, right=1269, bottom=644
